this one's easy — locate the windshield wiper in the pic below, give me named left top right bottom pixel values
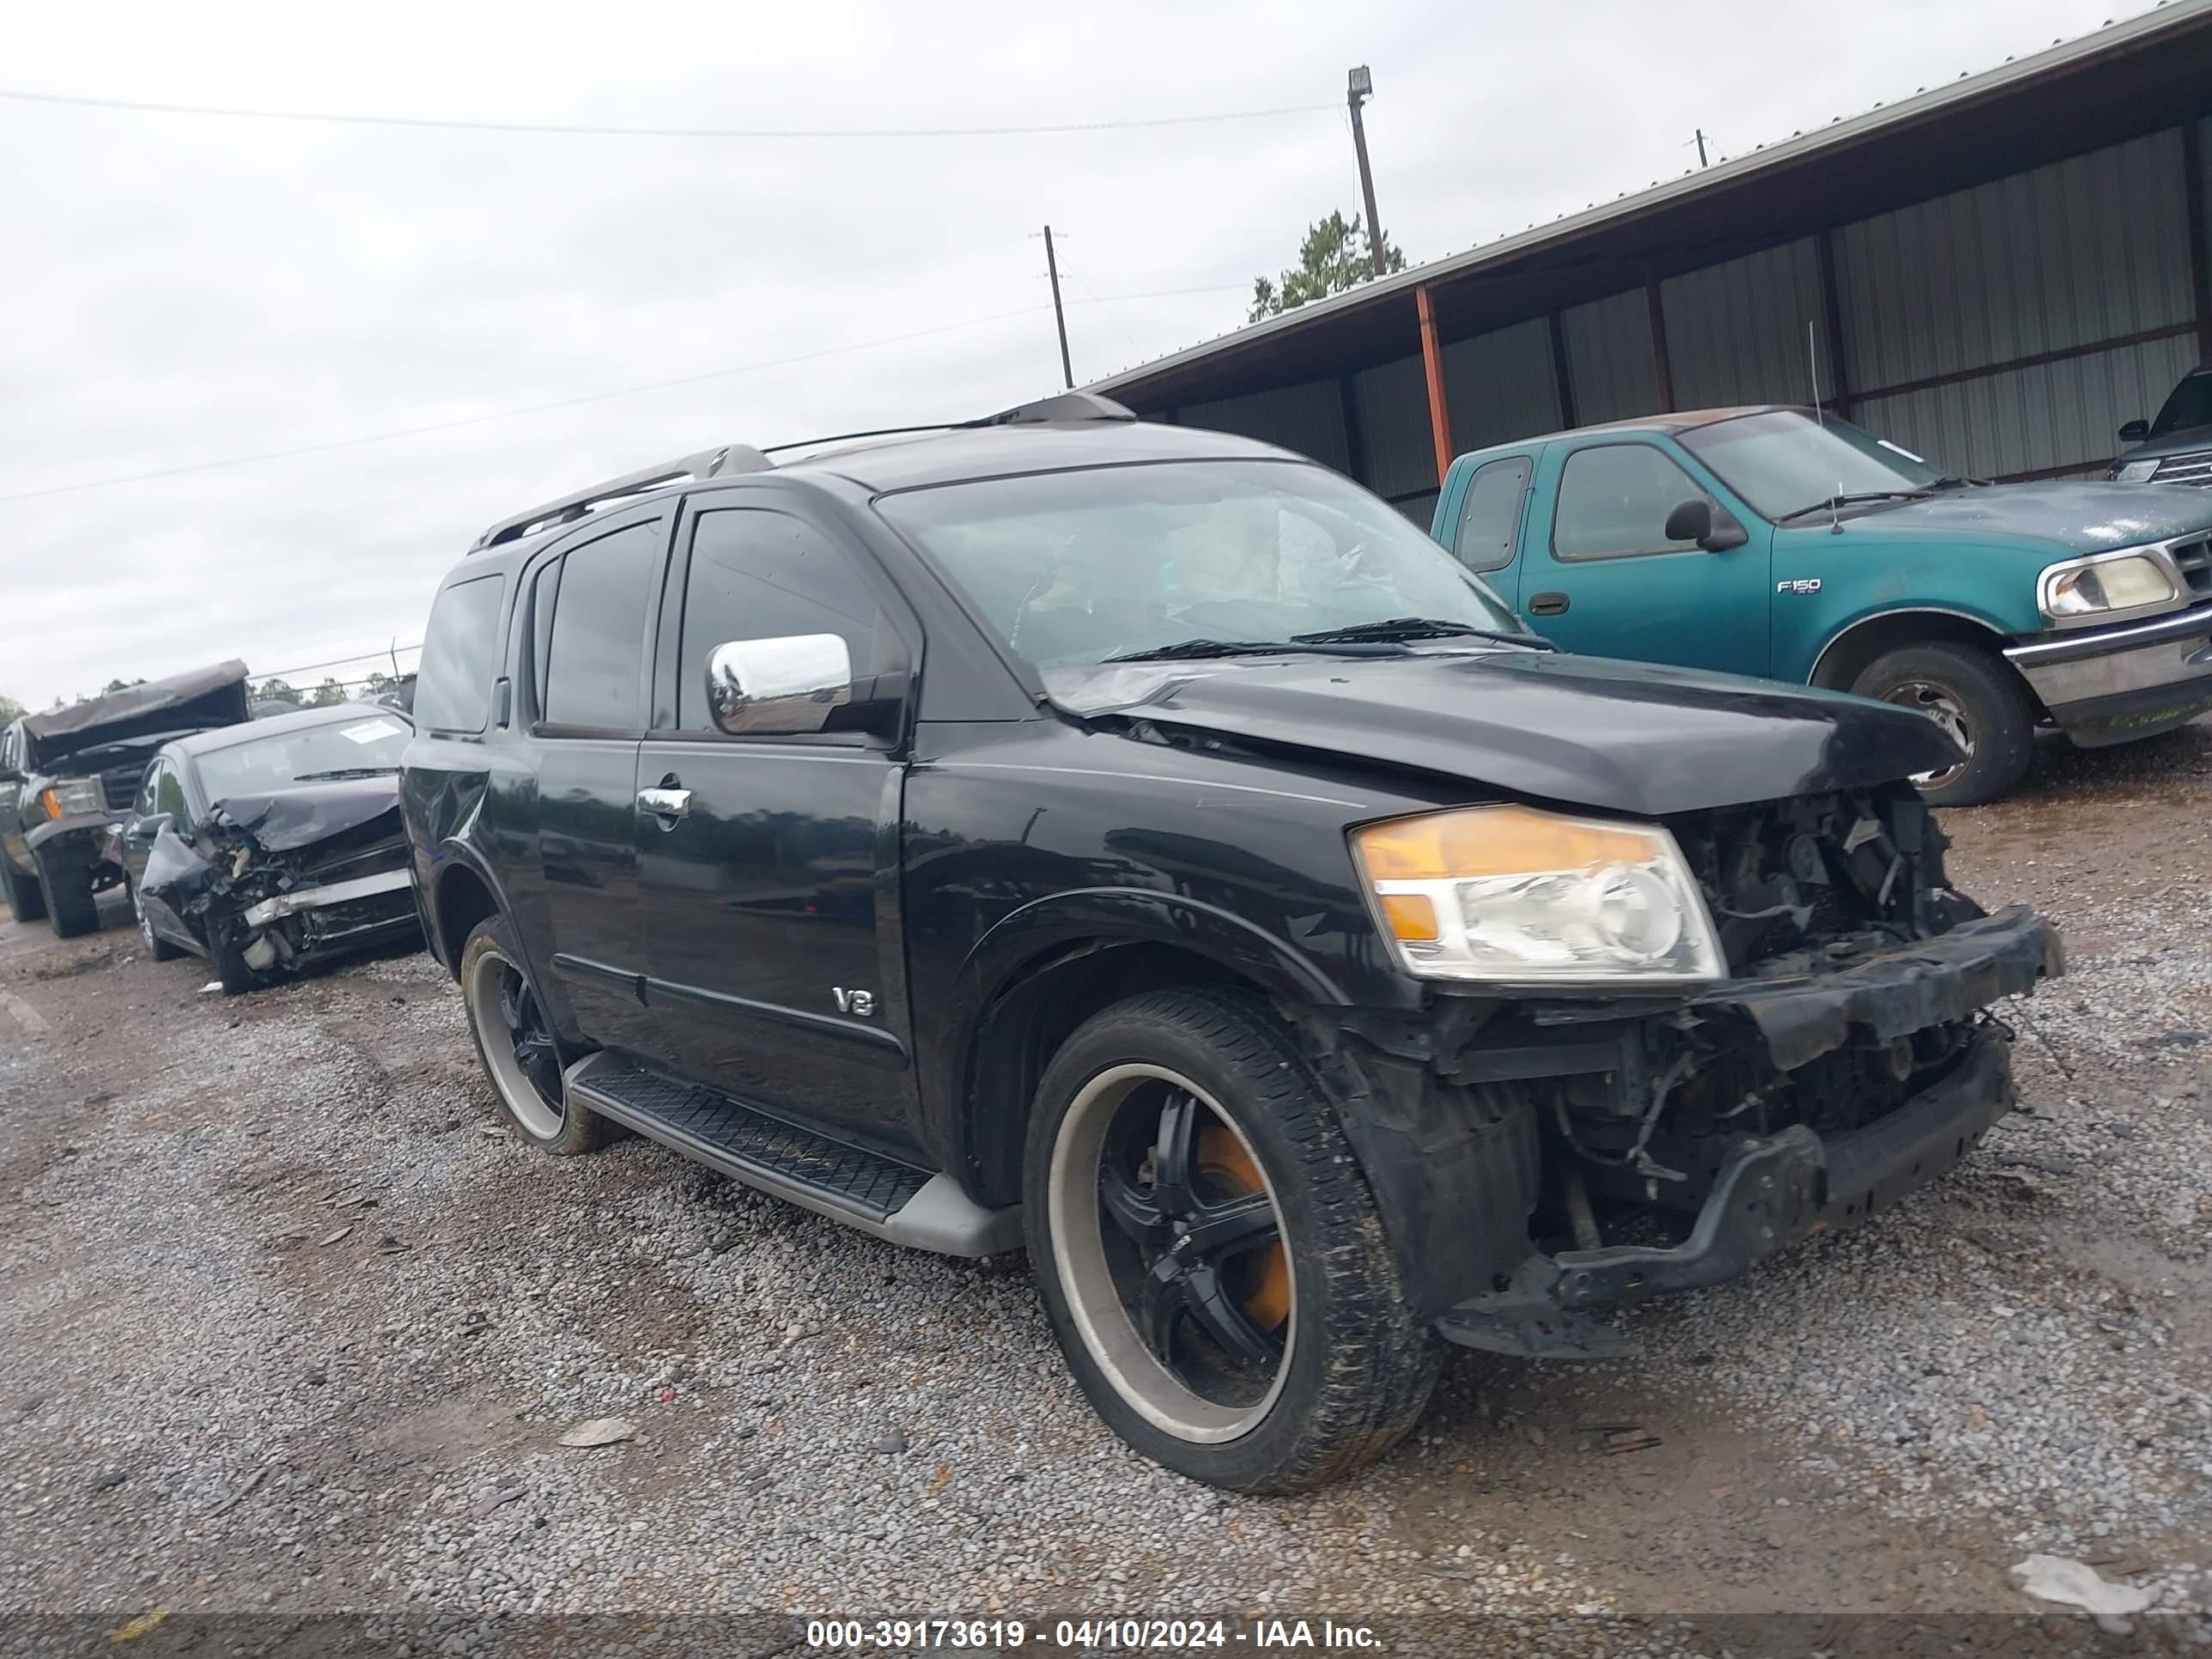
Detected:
left=292, top=767, right=400, bottom=781
left=1775, top=489, right=1932, bottom=524
left=1102, top=638, right=1406, bottom=664
left=1293, top=617, right=1555, bottom=650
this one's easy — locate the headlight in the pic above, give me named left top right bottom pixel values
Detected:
left=1351, top=804, right=1726, bottom=985
left=38, top=778, right=105, bottom=819
left=2113, top=460, right=2160, bottom=483
left=2038, top=550, right=2178, bottom=622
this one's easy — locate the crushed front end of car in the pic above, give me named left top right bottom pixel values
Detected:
left=1310, top=782, right=2060, bottom=1360
left=138, top=786, right=419, bottom=987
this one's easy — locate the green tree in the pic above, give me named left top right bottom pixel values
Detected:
left=101, top=677, right=147, bottom=695
left=0, top=693, right=22, bottom=725
left=253, top=678, right=301, bottom=705
left=307, top=677, right=349, bottom=707
left=1249, top=210, right=1407, bottom=322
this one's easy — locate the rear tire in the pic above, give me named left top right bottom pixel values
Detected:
left=1851, top=642, right=2035, bottom=807
left=1023, top=987, right=1439, bottom=1493
left=459, top=915, right=605, bottom=1155
left=0, top=858, right=46, bottom=924
left=34, top=849, right=99, bottom=939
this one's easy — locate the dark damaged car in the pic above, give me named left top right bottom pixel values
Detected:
left=0, top=662, right=250, bottom=938
left=403, top=396, right=2062, bottom=1493
left=112, top=702, right=422, bottom=992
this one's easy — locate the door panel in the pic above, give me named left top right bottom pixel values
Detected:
left=538, top=738, right=649, bottom=1048
left=1526, top=441, right=1772, bottom=677
left=633, top=744, right=911, bottom=1148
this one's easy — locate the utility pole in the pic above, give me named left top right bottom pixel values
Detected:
left=1042, top=225, right=1073, bottom=389
left=1693, top=127, right=1710, bottom=168
left=1346, top=66, right=1386, bottom=278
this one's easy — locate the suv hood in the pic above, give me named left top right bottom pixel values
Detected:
left=2118, top=421, right=2212, bottom=464
left=22, top=659, right=250, bottom=770
left=1047, top=651, right=1960, bottom=817
left=1840, top=482, right=2212, bottom=550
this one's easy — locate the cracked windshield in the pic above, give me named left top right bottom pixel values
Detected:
left=878, top=459, right=1524, bottom=668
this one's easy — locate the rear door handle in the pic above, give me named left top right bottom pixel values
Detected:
left=1528, top=591, right=1571, bottom=617
left=637, top=787, right=691, bottom=821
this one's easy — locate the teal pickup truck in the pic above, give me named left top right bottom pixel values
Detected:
left=1431, top=406, right=2212, bottom=804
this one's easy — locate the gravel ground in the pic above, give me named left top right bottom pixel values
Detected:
left=0, top=722, right=2208, bottom=1651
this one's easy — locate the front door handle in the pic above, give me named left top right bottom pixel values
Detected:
left=637, top=787, right=691, bottom=822
left=1528, top=591, right=1571, bottom=617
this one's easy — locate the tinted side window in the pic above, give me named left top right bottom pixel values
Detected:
left=414, top=574, right=507, bottom=732
left=1552, top=445, right=1708, bottom=562
left=543, top=521, right=661, bottom=730
left=676, top=510, right=884, bottom=732
left=1454, top=458, right=1531, bottom=572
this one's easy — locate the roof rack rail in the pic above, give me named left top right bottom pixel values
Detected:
left=760, top=391, right=1138, bottom=459
left=471, top=444, right=773, bottom=551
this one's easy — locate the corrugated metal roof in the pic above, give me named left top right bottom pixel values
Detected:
left=1086, top=0, right=2212, bottom=398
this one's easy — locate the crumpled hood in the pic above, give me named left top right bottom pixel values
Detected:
left=204, top=776, right=402, bottom=852
left=1047, top=650, right=1961, bottom=817
left=1842, top=481, right=2212, bottom=550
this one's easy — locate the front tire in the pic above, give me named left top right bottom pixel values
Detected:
left=1851, top=642, right=2035, bottom=807
left=459, top=915, right=605, bottom=1155
left=1024, top=988, right=1438, bottom=1493
left=34, top=849, right=99, bottom=939
left=0, top=858, right=46, bottom=924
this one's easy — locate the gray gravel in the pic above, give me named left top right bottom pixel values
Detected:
left=1, top=722, right=2209, bottom=1641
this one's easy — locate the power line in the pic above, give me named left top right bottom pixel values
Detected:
left=0, top=86, right=1334, bottom=140
left=256, top=644, right=421, bottom=681
left=0, top=285, right=1240, bottom=504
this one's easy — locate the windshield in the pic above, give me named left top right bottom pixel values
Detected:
left=1679, top=410, right=1944, bottom=520
left=194, top=712, right=412, bottom=804
left=874, top=459, right=1523, bottom=671
left=2151, top=371, right=2212, bottom=439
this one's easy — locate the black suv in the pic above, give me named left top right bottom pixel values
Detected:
left=401, top=393, right=2060, bottom=1492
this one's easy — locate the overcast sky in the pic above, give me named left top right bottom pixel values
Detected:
left=0, top=0, right=2148, bottom=709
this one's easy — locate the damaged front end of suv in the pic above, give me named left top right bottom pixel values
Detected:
left=134, top=786, right=420, bottom=993
left=1317, top=781, right=2059, bottom=1359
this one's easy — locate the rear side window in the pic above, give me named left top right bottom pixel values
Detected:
left=543, top=521, right=662, bottom=730
left=1453, top=458, right=1531, bottom=572
left=414, top=574, right=507, bottom=733
left=1552, top=444, right=1707, bottom=562
left=675, top=509, right=885, bottom=732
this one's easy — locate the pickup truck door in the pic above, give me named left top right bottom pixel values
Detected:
left=1440, top=453, right=1535, bottom=611
left=0, top=724, right=28, bottom=875
left=1520, top=440, right=1773, bottom=677
left=631, top=499, right=921, bottom=1157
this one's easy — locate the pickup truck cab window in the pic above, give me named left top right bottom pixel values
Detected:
left=541, top=520, right=660, bottom=732
left=1550, top=444, right=1711, bottom=562
left=1451, top=456, right=1530, bottom=573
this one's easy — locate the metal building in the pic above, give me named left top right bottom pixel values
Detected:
left=1087, top=3, right=2212, bottom=522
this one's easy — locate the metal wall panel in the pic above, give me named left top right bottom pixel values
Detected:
left=1561, top=289, right=1659, bottom=424
left=1660, top=239, right=1828, bottom=410
left=1852, top=331, right=2201, bottom=480
left=1350, top=354, right=1435, bottom=501
left=1833, top=128, right=2195, bottom=396
left=1175, top=379, right=1351, bottom=472
left=1443, top=318, right=1565, bottom=452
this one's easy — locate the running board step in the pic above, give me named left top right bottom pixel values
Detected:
left=562, top=1054, right=1020, bottom=1258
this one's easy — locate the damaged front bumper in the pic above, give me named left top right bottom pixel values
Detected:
left=1423, top=906, right=2060, bottom=1359
left=239, top=867, right=412, bottom=929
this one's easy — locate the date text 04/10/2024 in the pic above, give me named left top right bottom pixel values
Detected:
left=803, top=1619, right=1383, bottom=1650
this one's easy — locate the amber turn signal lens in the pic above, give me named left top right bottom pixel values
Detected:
left=1378, top=892, right=1439, bottom=942
left=1353, top=803, right=1661, bottom=882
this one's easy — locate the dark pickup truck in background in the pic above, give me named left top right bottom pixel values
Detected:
left=0, top=662, right=250, bottom=938
left=401, top=395, right=2061, bottom=1493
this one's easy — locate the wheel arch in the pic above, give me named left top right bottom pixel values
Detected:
left=1807, top=607, right=2049, bottom=716
left=428, top=846, right=507, bottom=977
left=951, top=890, right=1346, bottom=1209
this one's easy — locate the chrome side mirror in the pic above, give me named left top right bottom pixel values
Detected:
left=706, top=635, right=853, bottom=736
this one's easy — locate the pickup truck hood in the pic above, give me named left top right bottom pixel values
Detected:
left=1842, top=481, right=2212, bottom=550
left=21, top=659, right=250, bottom=769
left=1047, top=650, right=1960, bottom=817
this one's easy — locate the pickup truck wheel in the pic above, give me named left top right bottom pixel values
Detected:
left=34, top=849, right=100, bottom=939
left=460, top=915, right=605, bottom=1155
left=1024, top=988, right=1438, bottom=1493
left=1851, top=643, right=2034, bottom=807
left=130, top=883, right=186, bottom=962
left=0, top=858, right=46, bottom=924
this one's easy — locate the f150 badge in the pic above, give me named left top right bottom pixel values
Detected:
left=1776, top=578, right=1823, bottom=595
